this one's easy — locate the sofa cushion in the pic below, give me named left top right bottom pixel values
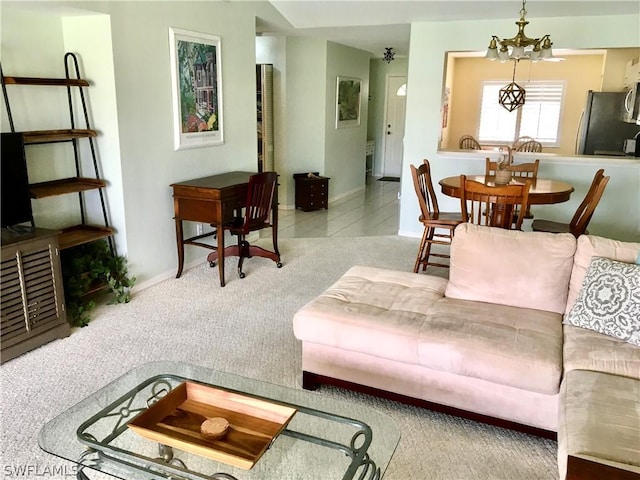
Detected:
left=565, top=235, right=640, bottom=315
left=565, top=256, right=640, bottom=346
left=293, top=266, right=448, bottom=366
left=445, top=224, right=576, bottom=314
left=563, top=325, right=640, bottom=380
left=417, top=297, right=563, bottom=395
left=557, top=369, right=640, bottom=479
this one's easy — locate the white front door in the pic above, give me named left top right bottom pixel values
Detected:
left=383, top=76, right=407, bottom=177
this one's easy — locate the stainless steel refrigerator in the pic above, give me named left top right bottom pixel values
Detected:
left=576, top=91, right=640, bottom=155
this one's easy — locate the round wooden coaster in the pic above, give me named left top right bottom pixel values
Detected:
left=200, top=417, right=230, bottom=440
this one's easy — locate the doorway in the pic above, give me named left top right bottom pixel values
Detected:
left=382, top=76, right=407, bottom=178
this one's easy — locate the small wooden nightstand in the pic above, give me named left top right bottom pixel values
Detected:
left=293, top=173, right=330, bottom=211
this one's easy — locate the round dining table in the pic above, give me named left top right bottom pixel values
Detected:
left=439, top=175, right=574, bottom=204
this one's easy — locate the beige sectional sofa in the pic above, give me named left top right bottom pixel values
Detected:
left=293, top=224, right=640, bottom=479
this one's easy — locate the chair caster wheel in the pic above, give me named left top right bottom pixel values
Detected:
left=209, top=261, right=216, bottom=268
left=239, top=272, right=246, bottom=279
left=276, top=262, right=283, bottom=268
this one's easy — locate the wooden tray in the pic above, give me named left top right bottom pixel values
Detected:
left=127, top=381, right=296, bottom=469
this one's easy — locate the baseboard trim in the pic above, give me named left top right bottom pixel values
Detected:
left=302, top=371, right=557, bottom=440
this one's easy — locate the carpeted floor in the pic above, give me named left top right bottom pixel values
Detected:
left=0, top=236, right=558, bottom=479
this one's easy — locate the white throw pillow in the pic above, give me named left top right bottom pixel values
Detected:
left=445, top=224, right=576, bottom=314
left=565, top=256, right=640, bottom=346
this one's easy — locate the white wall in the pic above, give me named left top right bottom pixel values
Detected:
left=283, top=37, right=327, bottom=207
left=256, top=37, right=371, bottom=207
left=1, top=7, right=79, bottom=229
left=402, top=15, right=640, bottom=242
left=3, top=0, right=374, bottom=289
left=106, top=1, right=261, bottom=285
left=62, top=15, right=127, bottom=255
left=325, top=41, right=371, bottom=198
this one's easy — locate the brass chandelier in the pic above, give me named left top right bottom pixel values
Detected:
left=485, top=0, right=554, bottom=62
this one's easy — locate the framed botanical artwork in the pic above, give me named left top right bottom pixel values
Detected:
left=169, top=27, right=223, bottom=150
left=335, top=76, right=361, bottom=128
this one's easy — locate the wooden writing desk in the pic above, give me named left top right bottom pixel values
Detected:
left=171, top=171, right=279, bottom=287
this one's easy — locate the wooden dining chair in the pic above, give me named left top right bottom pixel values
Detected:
left=532, top=169, right=609, bottom=238
left=207, top=172, right=282, bottom=284
left=485, top=158, right=499, bottom=176
left=410, top=160, right=464, bottom=272
left=513, top=136, right=542, bottom=153
left=459, top=135, right=481, bottom=150
left=509, top=159, right=539, bottom=219
left=460, top=174, right=532, bottom=230
left=485, top=155, right=538, bottom=184
left=510, top=159, right=539, bottom=180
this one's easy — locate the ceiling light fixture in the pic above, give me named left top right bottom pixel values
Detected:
left=485, top=0, right=554, bottom=62
left=383, top=47, right=395, bottom=63
left=499, top=62, right=526, bottom=111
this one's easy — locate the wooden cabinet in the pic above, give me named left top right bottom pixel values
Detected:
left=1, top=53, right=114, bottom=252
left=257, top=64, right=274, bottom=172
left=1, top=228, right=69, bottom=363
left=294, top=173, right=330, bottom=211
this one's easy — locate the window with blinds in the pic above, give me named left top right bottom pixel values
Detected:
left=478, top=81, right=565, bottom=146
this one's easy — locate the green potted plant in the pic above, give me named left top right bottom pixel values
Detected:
left=60, top=240, right=135, bottom=327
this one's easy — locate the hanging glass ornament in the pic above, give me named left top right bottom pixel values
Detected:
left=499, top=62, right=526, bottom=111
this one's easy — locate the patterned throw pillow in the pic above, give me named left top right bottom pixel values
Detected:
left=565, top=256, right=640, bottom=346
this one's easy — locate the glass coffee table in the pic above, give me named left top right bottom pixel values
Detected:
left=39, top=361, right=399, bottom=480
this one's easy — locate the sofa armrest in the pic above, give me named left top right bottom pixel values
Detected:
left=567, top=456, right=640, bottom=480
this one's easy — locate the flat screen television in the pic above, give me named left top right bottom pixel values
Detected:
left=1, top=132, right=34, bottom=230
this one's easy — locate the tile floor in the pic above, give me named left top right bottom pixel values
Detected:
left=277, top=176, right=400, bottom=238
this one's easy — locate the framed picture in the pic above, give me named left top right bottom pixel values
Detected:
left=169, top=27, right=223, bottom=150
left=335, top=76, right=361, bottom=128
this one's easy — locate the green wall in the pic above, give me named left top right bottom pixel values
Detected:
left=1, top=1, right=281, bottom=286
left=324, top=41, right=371, bottom=198
left=402, top=15, right=640, bottom=242
left=2, top=1, right=374, bottom=287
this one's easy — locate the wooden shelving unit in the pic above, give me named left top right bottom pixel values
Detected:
left=22, top=129, right=97, bottom=144
left=57, top=225, right=114, bottom=250
left=1, top=53, right=114, bottom=252
left=29, top=178, right=107, bottom=199
left=2, top=76, right=89, bottom=87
